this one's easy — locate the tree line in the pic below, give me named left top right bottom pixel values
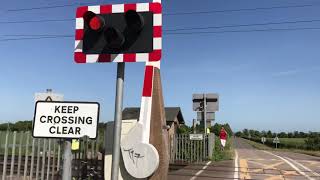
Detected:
left=0, top=121, right=107, bottom=132
left=235, top=129, right=320, bottom=151
left=235, top=129, right=318, bottom=139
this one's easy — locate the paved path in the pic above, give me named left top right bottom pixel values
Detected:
left=168, top=137, right=320, bottom=180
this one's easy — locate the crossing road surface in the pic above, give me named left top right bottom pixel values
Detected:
left=168, top=160, right=235, bottom=179
left=235, top=137, right=320, bottom=180
left=168, top=137, right=320, bottom=180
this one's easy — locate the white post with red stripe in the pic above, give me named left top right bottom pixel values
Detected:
left=120, top=2, right=162, bottom=178
left=120, top=7, right=162, bottom=179
left=119, top=59, right=161, bottom=179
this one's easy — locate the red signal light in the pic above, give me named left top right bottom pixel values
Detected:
left=83, top=11, right=104, bottom=31
left=89, top=16, right=103, bottom=31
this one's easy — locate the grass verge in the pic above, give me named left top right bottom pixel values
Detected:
left=212, top=137, right=234, bottom=161
left=242, top=138, right=320, bottom=157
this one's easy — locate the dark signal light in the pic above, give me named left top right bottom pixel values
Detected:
left=125, top=10, right=144, bottom=32
left=104, top=27, right=125, bottom=49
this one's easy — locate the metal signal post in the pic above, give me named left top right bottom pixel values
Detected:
left=110, top=63, right=125, bottom=180
left=203, top=94, right=207, bottom=157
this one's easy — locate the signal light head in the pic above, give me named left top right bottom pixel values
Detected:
left=78, top=3, right=159, bottom=57
left=125, top=10, right=144, bottom=32
left=84, top=11, right=105, bottom=31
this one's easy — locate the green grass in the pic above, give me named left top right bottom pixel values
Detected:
left=278, top=138, right=306, bottom=143
left=243, top=138, right=272, bottom=150
left=0, top=131, right=32, bottom=155
left=250, top=137, right=308, bottom=150
left=268, top=138, right=306, bottom=146
left=212, top=137, right=234, bottom=161
left=243, top=138, right=320, bottom=157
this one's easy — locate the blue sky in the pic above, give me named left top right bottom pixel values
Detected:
left=0, top=0, right=320, bottom=132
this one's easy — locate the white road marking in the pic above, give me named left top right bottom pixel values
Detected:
left=263, top=151, right=315, bottom=180
left=190, top=161, right=211, bottom=180
left=234, top=149, right=239, bottom=179
left=285, top=156, right=320, bottom=177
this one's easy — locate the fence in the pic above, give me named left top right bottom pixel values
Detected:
left=170, top=133, right=215, bottom=164
left=1, top=131, right=215, bottom=178
left=0, top=131, right=105, bottom=180
left=71, top=133, right=105, bottom=180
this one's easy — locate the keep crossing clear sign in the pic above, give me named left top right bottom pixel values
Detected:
left=33, top=101, right=100, bottom=139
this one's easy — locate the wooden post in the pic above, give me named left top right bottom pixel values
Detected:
left=149, top=68, right=169, bottom=180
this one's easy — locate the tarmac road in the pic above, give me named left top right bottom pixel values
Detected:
left=168, top=160, right=236, bottom=180
left=168, top=137, right=320, bottom=180
left=235, top=137, right=320, bottom=180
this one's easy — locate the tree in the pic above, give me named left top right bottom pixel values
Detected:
left=194, top=124, right=204, bottom=133
left=235, top=131, right=243, bottom=137
left=305, top=132, right=320, bottom=150
left=249, top=129, right=255, bottom=138
left=177, top=124, right=192, bottom=134
left=266, top=130, right=272, bottom=138
left=211, top=123, right=222, bottom=136
left=223, top=123, right=233, bottom=136
left=0, top=123, right=13, bottom=131
left=211, top=123, right=233, bottom=137
left=0, top=121, right=32, bottom=131
left=299, top=131, right=306, bottom=138
left=243, top=129, right=249, bottom=137
left=278, top=132, right=288, bottom=138
left=252, top=130, right=261, bottom=138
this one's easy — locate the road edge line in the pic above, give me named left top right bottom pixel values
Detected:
left=285, top=156, right=320, bottom=177
left=190, top=161, right=211, bottom=180
left=234, top=149, right=239, bottom=179
left=262, top=151, right=314, bottom=180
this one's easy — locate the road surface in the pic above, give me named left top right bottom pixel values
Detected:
left=235, top=137, right=320, bottom=180
left=168, top=160, right=235, bottom=179
left=168, top=137, right=320, bottom=180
